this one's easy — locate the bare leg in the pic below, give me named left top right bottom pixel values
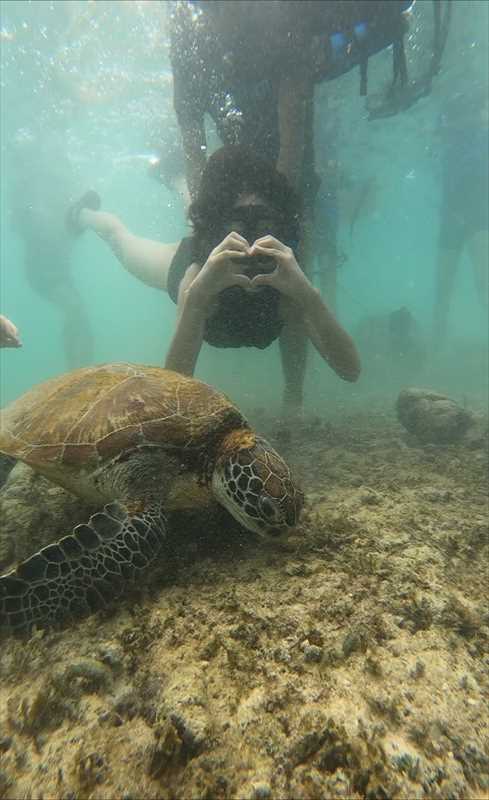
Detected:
left=278, top=79, right=316, bottom=417
left=79, top=208, right=174, bottom=290
left=80, top=208, right=140, bottom=264
left=24, top=241, right=93, bottom=369
left=48, top=281, right=93, bottom=369
left=278, top=200, right=317, bottom=418
left=433, top=246, right=460, bottom=347
left=467, top=229, right=489, bottom=312
left=279, top=306, right=307, bottom=418
left=315, top=165, right=339, bottom=312
left=319, top=250, right=337, bottom=313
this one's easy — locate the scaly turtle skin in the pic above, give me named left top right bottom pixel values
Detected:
left=0, top=363, right=303, bottom=633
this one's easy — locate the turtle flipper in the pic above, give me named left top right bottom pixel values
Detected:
left=0, top=502, right=166, bottom=634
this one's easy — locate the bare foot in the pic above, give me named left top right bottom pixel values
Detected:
left=66, top=190, right=101, bottom=235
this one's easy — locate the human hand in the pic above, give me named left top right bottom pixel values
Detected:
left=0, top=315, right=22, bottom=348
left=188, top=232, right=253, bottom=304
left=249, top=236, right=311, bottom=303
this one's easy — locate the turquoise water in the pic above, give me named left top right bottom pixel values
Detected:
left=1, top=0, right=488, bottom=418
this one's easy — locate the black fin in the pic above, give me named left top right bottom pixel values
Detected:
left=0, top=502, right=166, bottom=634
left=65, top=190, right=101, bottom=236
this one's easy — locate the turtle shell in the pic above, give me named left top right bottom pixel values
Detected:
left=0, top=363, right=247, bottom=474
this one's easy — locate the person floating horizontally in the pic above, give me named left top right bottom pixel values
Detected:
left=67, top=146, right=360, bottom=417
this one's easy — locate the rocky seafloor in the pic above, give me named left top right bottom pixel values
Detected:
left=0, top=409, right=488, bottom=800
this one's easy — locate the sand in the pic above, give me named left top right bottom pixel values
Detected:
left=0, top=409, right=488, bottom=800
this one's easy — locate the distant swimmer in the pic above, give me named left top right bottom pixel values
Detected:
left=0, top=315, right=21, bottom=348
left=433, top=87, right=489, bottom=346
left=355, top=306, right=425, bottom=384
left=10, top=131, right=95, bottom=369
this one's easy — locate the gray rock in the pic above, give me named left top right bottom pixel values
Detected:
left=251, top=783, right=272, bottom=799
left=303, top=644, right=323, bottom=663
left=396, top=388, right=473, bottom=444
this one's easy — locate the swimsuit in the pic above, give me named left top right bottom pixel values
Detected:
left=167, top=236, right=284, bottom=349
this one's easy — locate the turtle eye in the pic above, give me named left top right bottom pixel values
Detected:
left=259, top=496, right=278, bottom=521
left=285, top=499, right=299, bottom=527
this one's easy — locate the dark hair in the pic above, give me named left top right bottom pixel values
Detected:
left=188, top=145, right=302, bottom=245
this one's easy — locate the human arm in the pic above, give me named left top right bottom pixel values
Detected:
left=165, top=233, right=252, bottom=375
left=0, top=315, right=22, bottom=348
left=164, top=264, right=207, bottom=376
left=297, top=288, right=361, bottom=381
left=79, top=208, right=177, bottom=291
left=251, top=237, right=361, bottom=382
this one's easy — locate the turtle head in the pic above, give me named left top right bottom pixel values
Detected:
left=212, top=430, right=304, bottom=535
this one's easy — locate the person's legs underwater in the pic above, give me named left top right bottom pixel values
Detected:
left=278, top=82, right=318, bottom=419
left=315, top=184, right=340, bottom=313
left=47, top=279, right=94, bottom=369
left=26, top=258, right=93, bottom=370
left=467, top=229, right=489, bottom=314
left=433, top=245, right=460, bottom=347
left=433, top=201, right=465, bottom=349
left=434, top=205, right=488, bottom=347
left=279, top=308, right=308, bottom=418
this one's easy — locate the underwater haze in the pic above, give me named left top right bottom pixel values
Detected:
left=0, top=0, right=487, bottom=417
left=1, top=3, right=489, bottom=799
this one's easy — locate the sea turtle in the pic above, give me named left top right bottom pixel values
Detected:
left=0, top=363, right=303, bottom=633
